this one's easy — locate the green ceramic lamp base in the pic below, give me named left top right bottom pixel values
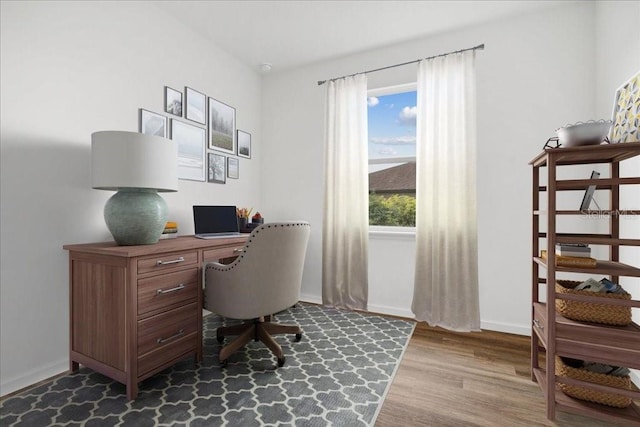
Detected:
left=104, top=188, right=168, bottom=246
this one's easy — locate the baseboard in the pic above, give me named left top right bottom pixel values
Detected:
left=366, top=303, right=414, bottom=319
left=1, top=358, right=68, bottom=398
left=299, top=293, right=322, bottom=305
left=480, top=320, right=530, bottom=336
left=301, top=295, right=531, bottom=336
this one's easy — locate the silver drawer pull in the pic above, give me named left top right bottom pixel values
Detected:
left=233, top=248, right=244, bottom=253
left=156, top=284, right=185, bottom=295
left=157, top=329, right=185, bottom=344
left=533, top=319, right=544, bottom=331
left=156, top=256, right=185, bottom=266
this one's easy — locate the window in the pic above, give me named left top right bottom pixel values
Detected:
left=367, top=85, right=417, bottom=227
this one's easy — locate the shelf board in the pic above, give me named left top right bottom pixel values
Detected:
left=533, top=257, right=640, bottom=277
left=534, top=210, right=640, bottom=216
left=532, top=367, right=640, bottom=425
left=542, top=233, right=640, bottom=246
left=539, top=177, right=640, bottom=191
left=530, top=143, right=640, bottom=167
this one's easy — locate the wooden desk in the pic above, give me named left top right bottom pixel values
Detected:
left=63, top=235, right=248, bottom=399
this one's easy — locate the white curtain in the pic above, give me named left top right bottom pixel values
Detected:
left=322, top=74, right=369, bottom=311
left=412, top=50, right=480, bottom=332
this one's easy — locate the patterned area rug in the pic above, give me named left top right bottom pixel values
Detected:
left=1, top=303, right=415, bottom=426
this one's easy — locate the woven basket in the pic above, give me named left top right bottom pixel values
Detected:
left=555, top=280, right=632, bottom=326
left=556, top=357, right=632, bottom=408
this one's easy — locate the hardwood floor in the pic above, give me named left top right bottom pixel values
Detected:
left=376, top=323, right=629, bottom=426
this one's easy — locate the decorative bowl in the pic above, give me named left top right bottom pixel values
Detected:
left=555, top=120, right=612, bottom=147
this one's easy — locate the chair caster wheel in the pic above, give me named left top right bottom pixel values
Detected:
left=295, top=333, right=302, bottom=342
left=220, top=359, right=228, bottom=368
left=217, top=335, right=224, bottom=343
left=277, top=356, right=285, bottom=367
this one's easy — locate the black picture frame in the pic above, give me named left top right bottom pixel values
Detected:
left=208, top=152, right=226, bottom=184
left=227, top=157, right=239, bottom=179
left=164, top=86, right=183, bottom=117
left=139, top=109, right=167, bottom=137
left=208, top=97, right=236, bottom=155
left=237, top=130, right=251, bottom=159
left=579, top=170, right=600, bottom=211
left=185, top=87, right=207, bottom=125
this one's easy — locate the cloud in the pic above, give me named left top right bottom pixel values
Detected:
left=367, top=97, right=379, bottom=107
left=376, top=147, right=397, bottom=156
left=398, top=106, right=417, bottom=125
left=370, top=136, right=416, bottom=145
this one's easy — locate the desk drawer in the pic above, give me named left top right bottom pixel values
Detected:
left=137, top=250, right=198, bottom=275
left=138, top=303, right=198, bottom=356
left=203, top=246, right=244, bottom=262
left=138, top=268, right=198, bottom=315
left=137, top=332, right=197, bottom=378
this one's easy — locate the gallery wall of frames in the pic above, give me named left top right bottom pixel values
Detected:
left=139, top=86, right=252, bottom=184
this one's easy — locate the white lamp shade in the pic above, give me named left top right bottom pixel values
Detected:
left=91, top=131, right=178, bottom=192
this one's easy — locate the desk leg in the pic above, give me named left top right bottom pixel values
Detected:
left=126, top=379, right=138, bottom=400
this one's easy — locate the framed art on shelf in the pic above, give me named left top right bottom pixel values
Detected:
left=237, top=130, right=251, bottom=158
left=227, top=157, right=239, bottom=179
left=208, top=97, right=236, bottom=155
left=185, top=87, right=206, bottom=125
left=610, top=71, right=640, bottom=143
left=139, top=109, right=167, bottom=137
left=171, top=119, right=206, bottom=182
left=208, top=152, right=226, bottom=184
left=164, top=86, right=183, bottom=117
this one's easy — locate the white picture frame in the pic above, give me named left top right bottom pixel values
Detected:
left=171, top=119, right=206, bottom=182
left=139, top=109, right=167, bottom=137
left=185, top=87, right=206, bottom=125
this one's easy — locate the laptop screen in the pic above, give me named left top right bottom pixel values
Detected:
left=193, top=205, right=239, bottom=234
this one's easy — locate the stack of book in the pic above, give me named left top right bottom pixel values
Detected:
left=556, top=243, right=591, bottom=258
left=541, top=245, right=596, bottom=268
left=159, top=221, right=178, bottom=239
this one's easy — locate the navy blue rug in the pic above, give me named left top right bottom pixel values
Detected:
left=0, top=303, right=415, bottom=426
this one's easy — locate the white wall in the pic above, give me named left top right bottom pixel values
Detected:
left=594, top=0, right=640, bottom=384
left=0, top=1, right=262, bottom=395
left=262, top=2, right=598, bottom=334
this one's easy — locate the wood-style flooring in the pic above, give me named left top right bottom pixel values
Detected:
left=376, top=323, right=630, bottom=427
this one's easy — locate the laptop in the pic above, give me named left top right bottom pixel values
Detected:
left=193, top=205, right=241, bottom=239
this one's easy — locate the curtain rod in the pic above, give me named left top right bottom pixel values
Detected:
left=317, top=43, right=485, bottom=86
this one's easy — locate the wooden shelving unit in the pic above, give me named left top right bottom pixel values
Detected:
left=530, top=143, right=640, bottom=425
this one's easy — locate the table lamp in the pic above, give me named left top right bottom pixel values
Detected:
left=91, top=131, right=178, bottom=245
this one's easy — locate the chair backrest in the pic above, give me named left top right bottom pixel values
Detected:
left=204, top=221, right=311, bottom=319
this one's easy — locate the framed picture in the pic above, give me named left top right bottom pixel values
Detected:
left=171, top=119, right=206, bottom=181
left=139, top=109, right=167, bottom=137
left=164, top=86, right=182, bottom=117
left=185, top=87, right=206, bottom=125
left=227, top=157, right=239, bottom=179
left=579, top=171, right=600, bottom=211
left=237, top=130, right=251, bottom=159
left=610, top=71, right=640, bottom=143
left=208, top=97, right=236, bottom=154
left=208, top=152, right=226, bottom=183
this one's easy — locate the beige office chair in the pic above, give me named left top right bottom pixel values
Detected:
left=204, top=221, right=310, bottom=367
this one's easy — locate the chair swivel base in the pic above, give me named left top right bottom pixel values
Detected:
left=216, top=318, right=302, bottom=367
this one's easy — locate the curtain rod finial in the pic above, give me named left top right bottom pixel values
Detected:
left=317, top=80, right=326, bottom=86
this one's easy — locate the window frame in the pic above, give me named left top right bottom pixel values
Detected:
left=368, top=83, right=417, bottom=233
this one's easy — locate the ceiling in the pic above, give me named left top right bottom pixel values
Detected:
left=155, top=0, right=569, bottom=73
